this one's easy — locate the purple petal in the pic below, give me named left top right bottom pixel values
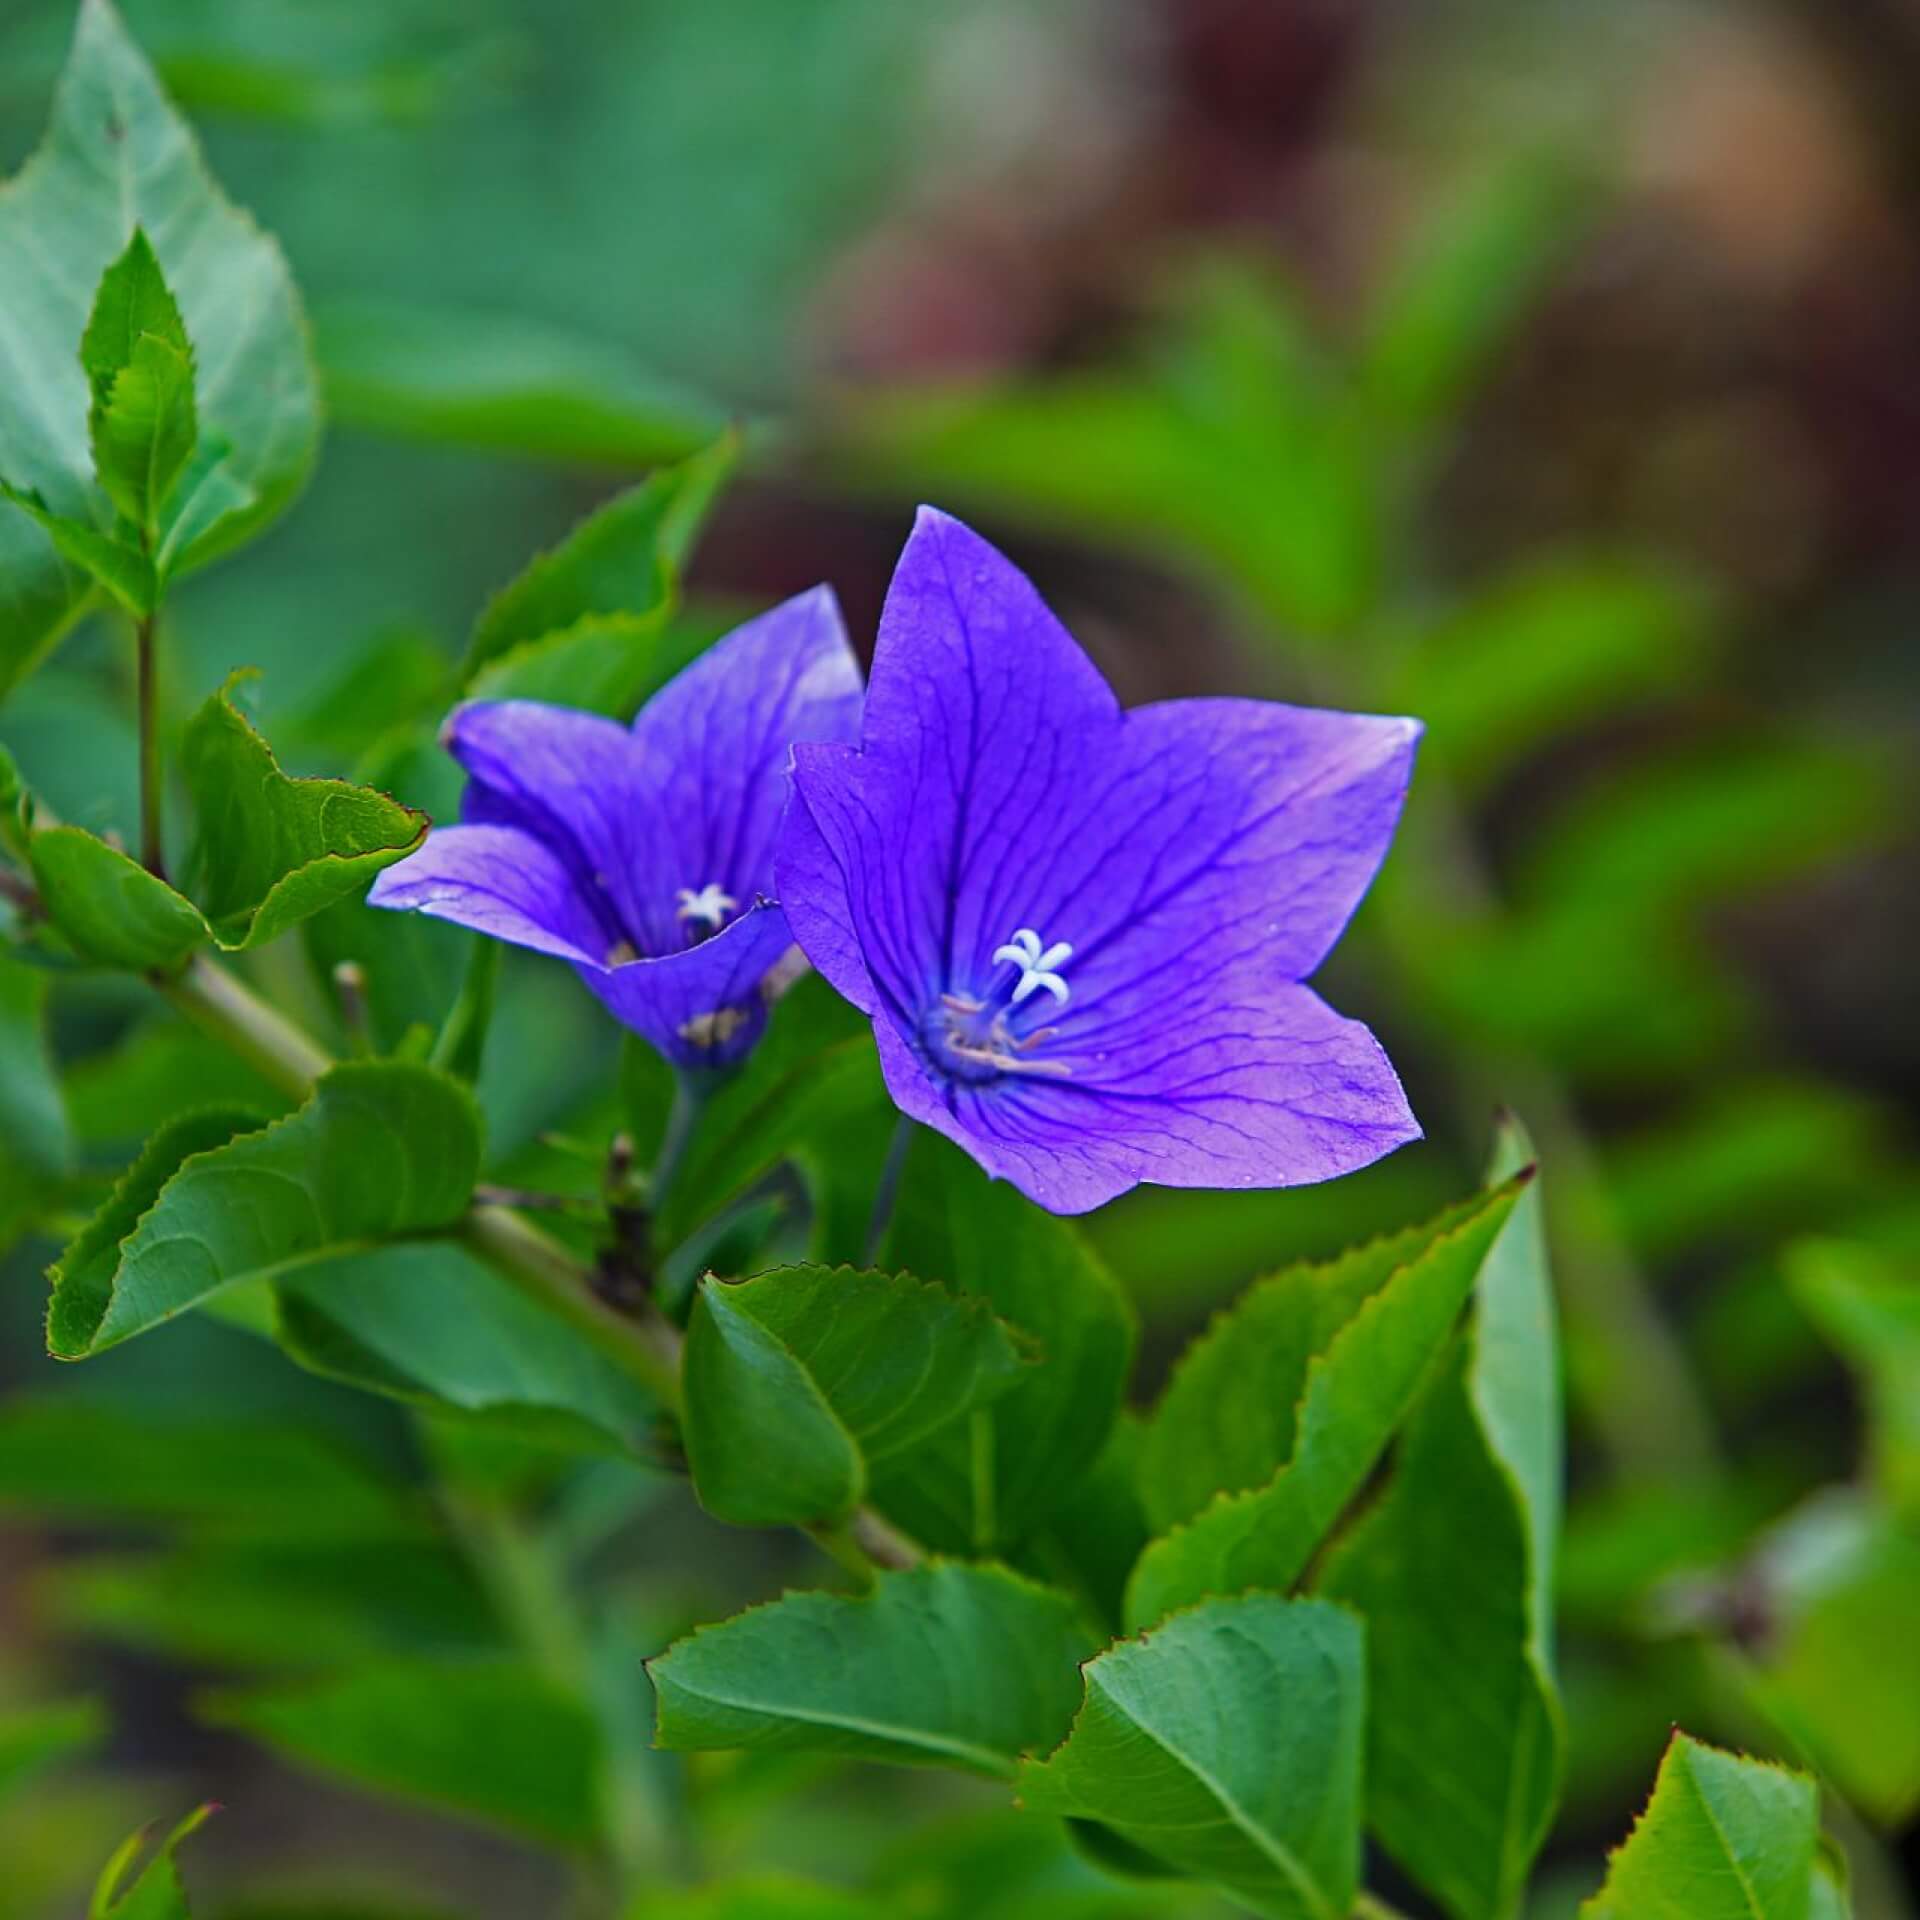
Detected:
left=446, top=701, right=644, bottom=944
left=618, top=587, right=863, bottom=959
left=841, top=508, right=1122, bottom=997
left=776, top=507, right=1423, bottom=1213
left=876, top=982, right=1418, bottom=1215
left=582, top=900, right=801, bottom=1068
left=367, top=824, right=610, bottom=965
left=775, top=742, right=880, bottom=1015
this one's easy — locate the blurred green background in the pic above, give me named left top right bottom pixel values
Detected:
left=2, top=0, right=1918, bottom=1914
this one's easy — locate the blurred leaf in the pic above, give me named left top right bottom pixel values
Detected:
left=655, top=975, right=887, bottom=1250
left=317, top=297, right=732, bottom=467
left=1018, top=1594, right=1363, bottom=1920
left=1361, top=156, right=1578, bottom=431
left=1400, top=899, right=1746, bottom=1088
left=279, top=626, right=451, bottom=762
left=1788, top=1241, right=1920, bottom=1521
left=650, top=1563, right=1090, bottom=1778
left=1126, top=1179, right=1524, bottom=1629
left=47, top=1062, right=480, bottom=1357
left=91, top=1803, right=215, bottom=1920
left=1744, top=1491, right=1920, bottom=1827
left=1520, top=741, right=1892, bottom=914
left=1388, top=552, right=1714, bottom=791
left=682, top=1264, right=1028, bottom=1529
left=63, top=1015, right=290, bottom=1151
left=0, top=1394, right=412, bottom=1533
left=870, top=1135, right=1136, bottom=1557
left=463, top=434, right=735, bottom=682
left=273, top=1240, right=654, bottom=1457
left=853, top=265, right=1379, bottom=639
left=625, top=1882, right=885, bottom=1920
left=1321, top=1127, right=1563, bottom=1920
left=41, top=1539, right=497, bottom=1669
left=203, top=1658, right=602, bottom=1849
left=82, top=230, right=198, bottom=542
left=0, top=0, right=319, bottom=689
left=29, top=824, right=209, bottom=970
left=181, top=671, right=427, bottom=949
left=1581, top=1733, right=1828, bottom=1920
left=0, top=950, right=71, bottom=1176
left=0, top=1697, right=105, bottom=1800
left=1605, top=1079, right=1896, bottom=1261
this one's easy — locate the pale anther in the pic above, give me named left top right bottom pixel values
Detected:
left=992, top=926, right=1073, bottom=1006
left=676, top=883, right=738, bottom=931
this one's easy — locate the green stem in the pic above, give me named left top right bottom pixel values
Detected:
left=650, top=1069, right=708, bottom=1210
left=158, top=950, right=333, bottom=1099
left=863, top=1115, right=914, bottom=1266
left=968, top=1408, right=996, bottom=1554
left=135, top=607, right=164, bottom=878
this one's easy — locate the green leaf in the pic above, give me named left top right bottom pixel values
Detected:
left=274, top=1241, right=654, bottom=1457
left=1017, top=1594, right=1365, bottom=1920
left=0, top=481, right=155, bottom=616
left=654, top=974, right=890, bottom=1251
left=1125, top=1179, right=1525, bottom=1630
left=0, top=0, right=319, bottom=689
left=1137, top=1188, right=1505, bottom=1536
left=1788, top=1241, right=1920, bottom=1522
left=1321, top=1125, right=1563, bottom=1920
left=80, top=228, right=192, bottom=392
left=1319, top=1126, right=1561, bottom=1910
left=47, top=1062, right=480, bottom=1358
left=92, top=1804, right=215, bottom=1920
left=28, top=825, right=209, bottom=970
left=46, top=1103, right=256, bottom=1339
left=683, top=1264, right=1029, bottom=1529
left=1742, top=1491, right=1920, bottom=1827
left=869, top=1135, right=1137, bottom=1556
left=84, top=230, right=199, bottom=537
left=314, top=297, right=732, bottom=467
left=1012, top=1414, right=1150, bottom=1639
left=203, top=1658, right=602, bottom=1849
left=1582, top=1734, right=1826, bottom=1920
left=0, top=952, right=72, bottom=1178
left=42, top=1538, right=497, bottom=1669
left=0, top=1394, right=413, bottom=1534
left=106, top=403, right=184, bottom=564
left=649, top=1562, right=1091, bottom=1779
left=464, top=435, right=736, bottom=682
left=0, top=1697, right=106, bottom=1801
left=180, top=671, right=428, bottom=950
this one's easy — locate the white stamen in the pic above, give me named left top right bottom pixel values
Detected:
left=992, top=926, right=1073, bottom=1006
left=676, top=883, right=737, bottom=932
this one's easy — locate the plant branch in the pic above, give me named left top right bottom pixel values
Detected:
left=156, top=949, right=925, bottom=1572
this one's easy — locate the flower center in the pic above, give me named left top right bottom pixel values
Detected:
left=922, top=925, right=1075, bottom=1084
left=675, top=883, right=737, bottom=942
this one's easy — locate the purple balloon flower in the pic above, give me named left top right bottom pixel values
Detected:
left=776, top=509, right=1422, bottom=1214
left=369, top=588, right=864, bottom=1069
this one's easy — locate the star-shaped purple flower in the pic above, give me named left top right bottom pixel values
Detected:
left=776, top=509, right=1421, bottom=1214
left=369, top=588, right=864, bottom=1069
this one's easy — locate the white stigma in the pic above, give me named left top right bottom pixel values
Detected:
left=992, top=926, right=1073, bottom=1006
left=675, top=883, right=737, bottom=932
